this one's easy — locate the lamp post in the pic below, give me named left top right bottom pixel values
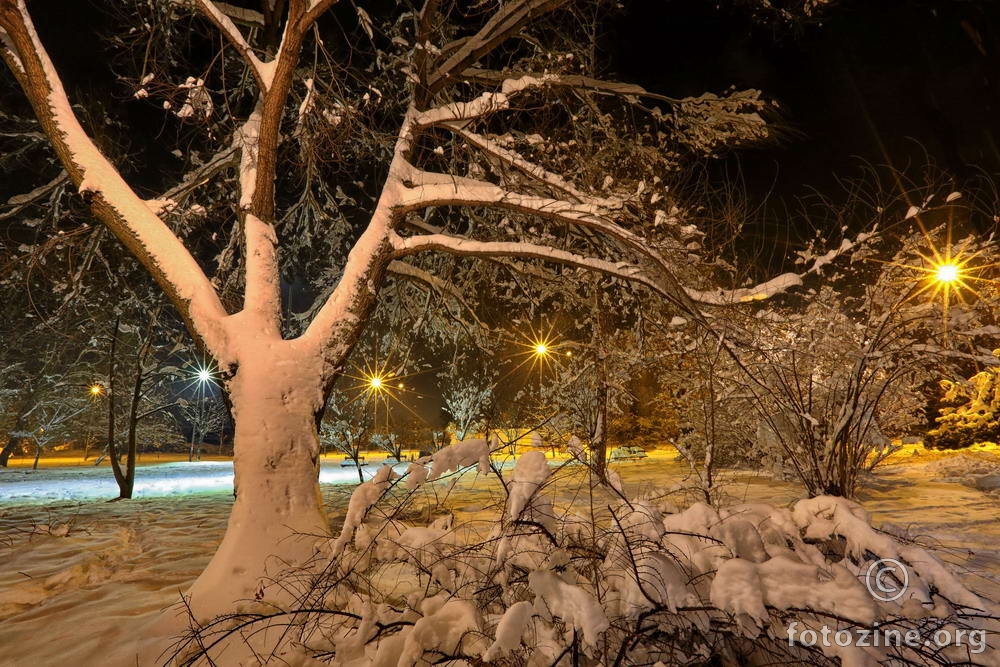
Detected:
left=188, top=363, right=218, bottom=461
left=85, top=383, right=104, bottom=461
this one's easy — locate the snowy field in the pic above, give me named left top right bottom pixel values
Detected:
left=0, top=445, right=998, bottom=666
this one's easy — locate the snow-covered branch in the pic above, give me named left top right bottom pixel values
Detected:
left=236, top=109, right=261, bottom=210
left=156, top=145, right=238, bottom=205
left=460, top=68, right=680, bottom=105
left=685, top=234, right=873, bottom=305
left=0, top=1, right=229, bottom=358
left=451, top=127, right=619, bottom=208
left=387, top=259, right=487, bottom=329
left=414, top=75, right=555, bottom=127
left=394, top=169, right=704, bottom=312
left=685, top=272, right=805, bottom=305
left=387, top=259, right=467, bottom=303
left=190, top=0, right=268, bottom=90
left=300, top=190, right=399, bottom=363
left=390, top=232, right=690, bottom=307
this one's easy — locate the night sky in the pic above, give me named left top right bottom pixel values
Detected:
left=613, top=1, right=1000, bottom=209
left=7, top=2, right=999, bottom=219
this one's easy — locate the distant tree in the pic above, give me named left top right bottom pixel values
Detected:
left=442, top=372, right=495, bottom=442
left=370, top=431, right=404, bottom=464
left=397, top=416, right=437, bottom=456
left=320, top=391, right=372, bottom=484
left=17, top=394, right=89, bottom=469
left=178, top=391, right=227, bottom=463
left=0, top=340, right=100, bottom=467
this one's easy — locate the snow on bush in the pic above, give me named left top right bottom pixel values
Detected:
left=171, top=447, right=999, bottom=666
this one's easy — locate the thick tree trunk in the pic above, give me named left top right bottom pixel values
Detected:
left=185, top=356, right=330, bottom=616
left=0, top=397, right=32, bottom=467
left=0, top=431, right=20, bottom=467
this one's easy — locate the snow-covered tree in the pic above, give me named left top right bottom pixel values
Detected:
left=734, top=225, right=998, bottom=497
left=320, top=391, right=372, bottom=484
left=0, top=0, right=869, bottom=614
left=16, top=394, right=89, bottom=469
left=928, top=356, right=1000, bottom=449
left=178, top=390, right=227, bottom=463
left=0, top=338, right=100, bottom=467
left=442, top=372, right=495, bottom=442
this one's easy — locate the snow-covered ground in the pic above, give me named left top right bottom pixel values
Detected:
left=0, top=445, right=997, bottom=666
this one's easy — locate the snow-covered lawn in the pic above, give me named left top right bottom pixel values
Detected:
left=0, top=445, right=997, bottom=666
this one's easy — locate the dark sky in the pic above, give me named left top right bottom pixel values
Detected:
left=14, top=1, right=1000, bottom=211
left=611, top=0, right=1000, bottom=206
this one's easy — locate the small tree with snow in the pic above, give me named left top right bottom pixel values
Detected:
left=737, top=224, right=998, bottom=497
left=178, top=392, right=227, bottom=463
left=320, top=392, right=372, bottom=484
left=442, top=372, right=494, bottom=442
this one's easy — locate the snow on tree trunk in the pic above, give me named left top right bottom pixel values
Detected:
left=186, top=348, right=330, bottom=614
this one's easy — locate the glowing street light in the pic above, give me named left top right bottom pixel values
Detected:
left=89, top=384, right=103, bottom=396
left=534, top=342, right=549, bottom=357
left=935, top=262, right=960, bottom=283
left=367, top=374, right=385, bottom=392
left=187, top=362, right=220, bottom=388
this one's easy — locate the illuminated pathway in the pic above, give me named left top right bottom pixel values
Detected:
left=0, top=459, right=381, bottom=504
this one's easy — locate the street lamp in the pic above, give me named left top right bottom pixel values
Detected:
left=534, top=342, right=549, bottom=357
left=89, top=384, right=103, bottom=396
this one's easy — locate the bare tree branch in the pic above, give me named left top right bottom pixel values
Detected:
left=424, top=0, right=570, bottom=97
left=0, top=170, right=68, bottom=221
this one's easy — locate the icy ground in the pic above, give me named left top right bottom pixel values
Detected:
left=0, top=445, right=998, bottom=666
